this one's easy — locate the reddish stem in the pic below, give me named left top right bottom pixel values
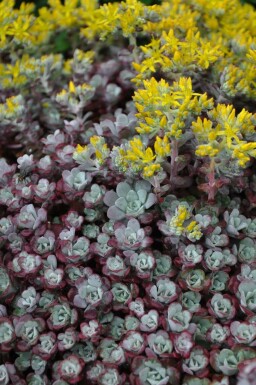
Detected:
left=170, top=138, right=178, bottom=186
left=208, top=158, right=216, bottom=202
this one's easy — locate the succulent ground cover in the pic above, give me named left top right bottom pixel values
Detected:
left=0, top=0, right=256, bottom=384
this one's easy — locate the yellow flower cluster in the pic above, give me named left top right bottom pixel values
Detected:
left=81, top=0, right=158, bottom=40
left=63, top=49, right=95, bottom=75
left=1, top=0, right=256, bottom=179
left=56, top=81, right=95, bottom=114
left=90, top=136, right=110, bottom=165
left=133, top=28, right=222, bottom=84
left=0, top=48, right=95, bottom=91
left=169, top=204, right=203, bottom=240
left=133, top=77, right=213, bottom=138
left=247, top=49, right=256, bottom=64
left=73, top=136, right=110, bottom=168
left=192, top=104, right=256, bottom=167
left=0, top=0, right=35, bottom=49
left=220, top=63, right=256, bottom=99
left=113, top=136, right=170, bottom=178
left=83, top=0, right=256, bottom=100
left=39, top=0, right=97, bottom=31
left=0, top=95, right=25, bottom=120
left=169, top=205, right=191, bottom=236
left=185, top=221, right=203, bottom=241
left=0, top=54, right=63, bottom=89
left=133, top=0, right=256, bottom=99
left=0, top=0, right=98, bottom=51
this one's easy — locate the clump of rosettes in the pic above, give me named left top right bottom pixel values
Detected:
left=0, top=0, right=256, bottom=384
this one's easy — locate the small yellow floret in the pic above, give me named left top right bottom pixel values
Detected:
left=177, top=205, right=190, bottom=223
left=90, top=135, right=101, bottom=147
left=56, top=89, right=67, bottom=97
left=186, top=221, right=198, bottom=232
left=69, top=81, right=76, bottom=93
left=195, top=145, right=219, bottom=158
left=154, top=135, right=170, bottom=157
left=142, top=163, right=161, bottom=178
left=75, top=144, right=87, bottom=154
left=6, top=97, right=19, bottom=114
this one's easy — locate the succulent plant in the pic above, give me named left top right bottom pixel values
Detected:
left=207, top=294, right=236, bottom=322
left=206, top=324, right=230, bottom=345
left=205, top=227, right=229, bottom=248
left=146, top=330, right=173, bottom=357
left=131, top=357, right=178, bottom=385
left=183, top=346, right=209, bottom=377
left=104, top=181, right=156, bottom=220
left=129, top=250, right=155, bottom=279
left=237, top=358, right=256, bottom=385
left=167, top=302, right=192, bottom=332
left=224, top=209, right=249, bottom=237
left=122, top=331, right=145, bottom=356
left=74, top=273, right=111, bottom=312
left=237, top=238, right=256, bottom=264
left=0, top=0, right=256, bottom=383
left=148, top=278, right=178, bottom=306
left=99, top=339, right=125, bottom=365
left=238, top=281, right=256, bottom=314
left=114, top=218, right=152, bottom=250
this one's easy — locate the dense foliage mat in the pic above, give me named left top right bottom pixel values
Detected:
left=0, top=0, right=256, bottom=384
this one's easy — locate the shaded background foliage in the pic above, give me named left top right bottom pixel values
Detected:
left=14, top=0, right=256, bottom=11
left=13, top=0, right=256, bottom=55
left=14, top=0, right=162, bottom=13
left=13, top=0, right=162, bottom=53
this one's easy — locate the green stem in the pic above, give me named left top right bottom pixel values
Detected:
left=129, top=35, right=139, bottom=62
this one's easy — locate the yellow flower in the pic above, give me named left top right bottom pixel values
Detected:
left=192, top=117, right=212, bottom=135
left=90, top=136, right=101, bottom=147
left=75, top=144, right=87, bottom=154
left=81, top=3, right=120, bottom=40
left=56, top=89, right=67, bottom=102
left=89, top=136, right=109, bottom=165
left=69, top=81, right=76, bottom=94
left=6, top=15, right=34, bottom=42
left=178, top=206, right=190, bottom=222
left=161, top=29, right=179, bottom=53
left=246, top=49, right=256, bottom=64
left=0, top=95, right=24, bottom=119
left=168, top=204, right=191, bottom=236
left=96, top=144, right=109, bottom=164
left=193, top=102, right=256, bottom=164
left=154, top=135, right=171, bottom=157
left=133, top=76, right=213, bottom=139
left=195, top=145, right=220, bottom=158
left=233, top=142, right=256, bottom=167
left=6, top=97, right=19, bottom=114
left=142, top=163, right=161, bottom=178
left=186, top=221, right=198, bottom=232
left=126, top=137, right=156, bottom=163
left=186, top=221, right=203, bottom=240
left=95, top=150, right=103, bottom=162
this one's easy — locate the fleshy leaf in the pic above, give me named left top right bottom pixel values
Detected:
left=145, top=193, right=157, bottom=209
left=115, top=197, right=128, bottom=211
left=103, top=190, right=118, bottom=207
left=107, top=206, right=125, bottom=220
left=116, top=182, right=131, bottom=197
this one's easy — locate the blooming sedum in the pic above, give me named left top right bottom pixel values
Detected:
left=0, top=0, right=256, bottom=384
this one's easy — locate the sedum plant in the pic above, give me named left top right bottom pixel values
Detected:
left=103, top=181, right=156, bottom=220
left=0, top=0, right=256, bottom=384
